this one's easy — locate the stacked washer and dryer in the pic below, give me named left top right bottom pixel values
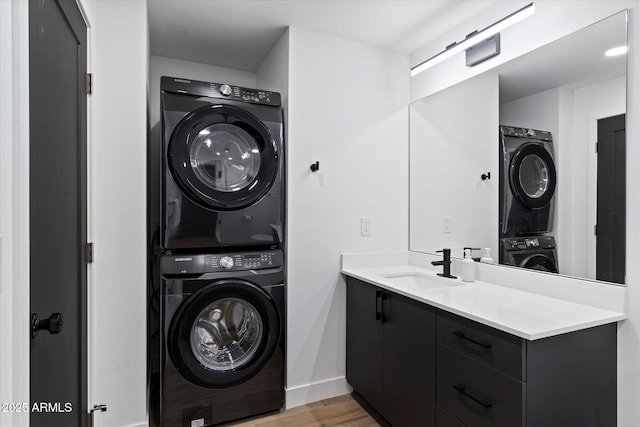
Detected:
left=148, top=77, right=286, bottom=427
left=499, top=126, right=559, bottom=273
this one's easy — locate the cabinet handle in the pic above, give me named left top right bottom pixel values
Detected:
left=380, top=293, right=388, bottom=324
left=375, top=291, right=382, bottom=321
left=453, top=384, right=493, bottom=408
left=452, top=331, right=492, bottom=349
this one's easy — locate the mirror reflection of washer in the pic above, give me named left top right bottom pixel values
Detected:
left=500, top=236, right=559, bottom=273
left=160, top=76, right=284, bottom=250
left=499, top=126, right=557, bottom=236
left=150, top=250, right=285, bottom=427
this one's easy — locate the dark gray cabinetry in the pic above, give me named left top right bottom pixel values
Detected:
left=345, top=276, right=617, bottom=427
left=346, top=277, right=436, bottom=427
left=437, top=309, right=617, bottom=427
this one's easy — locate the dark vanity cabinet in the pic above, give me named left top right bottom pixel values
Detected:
left=345, top=277, right=617, bottom=427
left=346, top=277, right=436, bottom=427
left=436, top=310, right=617, bottom=427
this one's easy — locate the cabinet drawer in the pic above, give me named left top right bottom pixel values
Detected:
left=437, top=309, right=525, bottom=380
left=437, top=344, right=525, bottom=427
left=436, top=406, right=465, bottom=427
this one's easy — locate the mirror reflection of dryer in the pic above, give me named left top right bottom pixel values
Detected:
left=499, top=125, right=557, bottom=236
left=500, top=235, right=558, bottom=273
left=160, top=77, right=284, bottom=250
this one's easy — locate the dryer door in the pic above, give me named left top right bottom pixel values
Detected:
left=509, top=142, right=556, bottom=209
left=168, top=280, right=280, bottom=388
left=167, top=104, right=279, bottom=211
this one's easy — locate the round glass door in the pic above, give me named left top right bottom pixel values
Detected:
left=520, top=254, right=558, bottom=273
left=169, top=280, right=280, bottom=388
left=190, top=297, right=263, bottom=372
left=168, top=105, right=279, bottom=211
left=509, top=143, right=556, bottom=209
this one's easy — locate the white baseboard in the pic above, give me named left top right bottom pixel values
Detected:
left=285, top=376, right=352, bottom=409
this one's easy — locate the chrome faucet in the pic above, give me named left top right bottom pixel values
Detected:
left=432, top=248, right=457, bottom=279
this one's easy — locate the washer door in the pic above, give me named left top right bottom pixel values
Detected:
left=509, top=142, right=556, bottom=209
left=519, top=253, right=558, bottom=273
left=169, top=280, right=280, bottom=388
left=168, top=104, right=279, bottom=211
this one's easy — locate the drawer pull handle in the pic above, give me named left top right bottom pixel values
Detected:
left=452, top=331, right=492, bottom=349
left=375, top=291, right=382, bottom=321
left=453, top=384, right=493, bottom=408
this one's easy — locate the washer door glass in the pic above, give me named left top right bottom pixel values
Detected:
left=169, top=280, right=280, bottom=388
left=509, top=142, right=556, bottom=209
left=190, top=297, right=263, bottom=371
left=168, top=104, right=279, bottom=211
left=520, top=253, right=558, bottom=273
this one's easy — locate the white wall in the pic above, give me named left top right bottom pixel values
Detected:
left=410, top=71, right=498, bottom=258
left=284, top=26, right=409, bottom=407
left=0, top=1, right=30, bottom=426
left=91, top=1, right=148, bottom=426
left=410, top=1, right=640, bottom=425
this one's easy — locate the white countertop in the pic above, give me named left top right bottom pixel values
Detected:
left=341, top=262, right=626, bottom=340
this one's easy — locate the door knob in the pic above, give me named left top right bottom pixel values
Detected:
left=31, top=312, right=63, bottom=338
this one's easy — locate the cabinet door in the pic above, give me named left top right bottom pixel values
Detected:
left=383, top=292, right=436, bottom=427
left=346, top=278, right=383, bottom=410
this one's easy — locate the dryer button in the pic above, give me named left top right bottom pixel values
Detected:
left=219, top=256, right=234, bottom=269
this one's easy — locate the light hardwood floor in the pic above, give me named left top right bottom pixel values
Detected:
left=221, top=394, right=383, bottom=427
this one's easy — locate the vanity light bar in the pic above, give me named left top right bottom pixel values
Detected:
left=410, top=2, right=536, bottom=76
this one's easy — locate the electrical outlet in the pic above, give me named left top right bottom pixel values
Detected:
left=443, top=216, right=452, bottom=234
left=361, top=217, right=373, bottom=236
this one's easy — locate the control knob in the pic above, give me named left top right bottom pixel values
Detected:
left=219, top=84, right=232, bottom=96
left=219, top=256, right=234, bottom=270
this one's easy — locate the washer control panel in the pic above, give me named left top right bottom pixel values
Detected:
left=499, top=125, right=552, bottom=141
left=161, top=250, right=284, bottom=275
left=501, top=236, right=556, bottom=251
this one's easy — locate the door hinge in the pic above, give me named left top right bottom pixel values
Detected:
left=85, top=73, right=93, bottom=95
left=87, top=404, right=107, bottom=427
left=595, top=141, right=599, bottom=153
left=594, top=224, right=598, bottom=236
left=86, top=242, right=94, bottom=263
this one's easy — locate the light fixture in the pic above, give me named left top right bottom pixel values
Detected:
left=411, top=2, right=536, bottom=76
left=605, top=46, right=628, bottom=57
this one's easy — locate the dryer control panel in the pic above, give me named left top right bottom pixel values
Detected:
left=161, top=76, right=282, bottom=107
left=161, top=250, right=284, bottom=275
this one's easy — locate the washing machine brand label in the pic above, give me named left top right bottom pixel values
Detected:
left=174, top=257, right=193, bottom=262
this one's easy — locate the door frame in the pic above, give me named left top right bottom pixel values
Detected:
left=0, top=1, right=94, bottom=426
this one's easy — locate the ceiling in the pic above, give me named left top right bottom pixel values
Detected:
left=499, top=10, right=627, bottom=103
left=148, top=0, right=497, bottom=72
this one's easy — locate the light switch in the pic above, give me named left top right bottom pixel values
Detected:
left=361, top=217, right=372, bottom=236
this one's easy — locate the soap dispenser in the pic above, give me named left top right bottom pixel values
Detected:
left=480, top=247, right=494, bottom=264
left=460, top=249, right=476, bottom=282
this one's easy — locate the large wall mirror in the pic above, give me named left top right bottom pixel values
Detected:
left=410, top=10, right=627, bottom=285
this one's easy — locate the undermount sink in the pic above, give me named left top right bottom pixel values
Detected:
left=380, top=271, right=465, bottom=290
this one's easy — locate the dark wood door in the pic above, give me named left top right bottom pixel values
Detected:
left=346, top=278, right=383, bottom=411
left=383, top=292, right=436, bottom=427
left=29, top=0, right=88, bottom=425
left=596, top=114, right=625, bottom=284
